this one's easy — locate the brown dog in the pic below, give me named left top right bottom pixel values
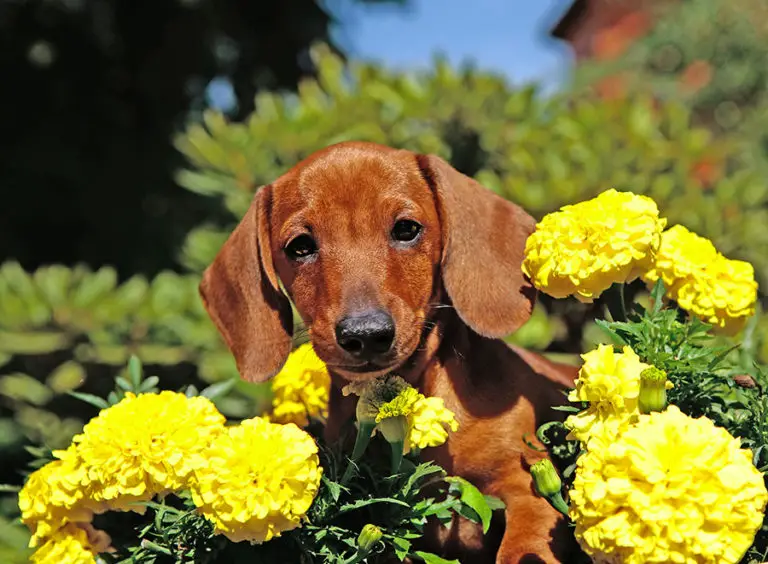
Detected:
left=199, top=141, right=580, bottom=563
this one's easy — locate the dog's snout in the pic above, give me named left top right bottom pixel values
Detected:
left=335, top=309, right=395, bottom=359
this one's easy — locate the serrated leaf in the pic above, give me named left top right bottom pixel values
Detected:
left=413, top=551, right=460, bottom=564
left=391, top=537, right=411, bottom=561
left=337, top=497, right=411, bottom=515
left=446, top=477, right=493, bottom=533
left=321, top=475, right=346, bottom=503
left=401, top=462, right=445, bottom=497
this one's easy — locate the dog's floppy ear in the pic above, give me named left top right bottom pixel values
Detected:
left=199, top=185, right=293, bottom=382
left=417, top=154, right=537, bottom=337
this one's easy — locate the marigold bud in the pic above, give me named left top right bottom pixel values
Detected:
left=639, top=366, right=669, bottom=414
left=531, top=459, right=562, bottom=498
left=378, top=415, right=408, bottom=444
left=356, top=397, right=379, bottom=424
left=357, top=524, right=383, bottom=553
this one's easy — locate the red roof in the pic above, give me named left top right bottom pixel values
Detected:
left=550, top=0, right=587, bottom=39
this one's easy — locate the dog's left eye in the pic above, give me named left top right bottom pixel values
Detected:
left=391, top=219, right=422, bottom=243
left=285, top=234, right=318, bottom=260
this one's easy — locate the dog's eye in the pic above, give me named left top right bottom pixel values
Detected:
left=285, top=234, right=318, bottom=260
left=391, top=219, right=422, bottom=243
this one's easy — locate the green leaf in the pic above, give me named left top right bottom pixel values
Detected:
left=128, top=355, right=143, bottom=388
left=550, top=405, right=580, bottom=413
left=401, top=461, right=445, bottom=497
left=46, top=361, right=86, bottom=394
left=139, top=376, right=159, bottom=393
left=483, top=495, right=506, bottom=512
left=115, top=376, right=133, bottom=391
left=200, top=378, right=237, bottom=400
left=321, top=475, right=346, bottom=503
left=68, top=391, right=109, bottom=409
left=391, top=537, right=411, bottom=561
left=445, top=477, right=493, bottom=533
left=650, top=279, right=665, bottom=314
left=413, top=551, right=460, bottom=564
left=337, top=497, right=411, bottom=515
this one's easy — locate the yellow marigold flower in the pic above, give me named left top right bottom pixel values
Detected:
left=18, top=451, right=94, bottom=547
left=30, top=523, right=97, bottom=564
left=567, top=344, right=647, bottom=409
left=564, top=345, right=672, bottom=446
left=522, top=189, right=666, bottom=302
left=190, top=417, right=322, bottom=544
left=408, top=396, right=459, bottom=450
left=72, top=391, right=225, bottom=510
left=643, top=225, right=758, bottom=335
left=269, top=343, right=331, bottom=427
left=569, top=405, right=768, bottom=564
left=343, top=375, right=458, bottom=452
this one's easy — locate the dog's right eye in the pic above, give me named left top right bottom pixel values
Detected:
left=391, top=219, right=422, bottom=243
left=285, top=235, right=318, bottom=260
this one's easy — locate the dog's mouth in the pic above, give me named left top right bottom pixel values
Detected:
left=325, top=359, right=401, bottom=380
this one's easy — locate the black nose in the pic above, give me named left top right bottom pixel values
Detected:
left=335, top=309, right=396, bottom=359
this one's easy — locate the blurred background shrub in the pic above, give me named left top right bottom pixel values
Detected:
left=3, top=0, right=768, bottom=555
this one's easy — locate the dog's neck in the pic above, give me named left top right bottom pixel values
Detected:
left=396, top=301, right=465, bottom=387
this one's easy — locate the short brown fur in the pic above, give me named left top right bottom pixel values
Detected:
left=200, top=141, right=582, bottom=563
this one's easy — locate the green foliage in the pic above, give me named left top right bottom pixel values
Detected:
left=576, top=0, right=768, bottom=131
left=173, top=43, right=768, bottom=294
left=0, top=260, right=280, bottom=519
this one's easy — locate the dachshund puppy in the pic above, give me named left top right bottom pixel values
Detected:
left=199, top=141, right=580, bottom=563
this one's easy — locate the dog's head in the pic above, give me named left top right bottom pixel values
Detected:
left=199, top=141, right=536, bottom=383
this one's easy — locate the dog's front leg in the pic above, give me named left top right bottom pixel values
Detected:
left=495, top=494, right=575, bottom=564
left=323, top=377, right=357, bottom=444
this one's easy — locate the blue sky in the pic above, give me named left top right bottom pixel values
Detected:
left=206, top=1, right=575, bottom=110
left=334, top=0, right=575, bottom=88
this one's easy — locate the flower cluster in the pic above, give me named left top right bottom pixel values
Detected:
left=643, top=224, right=758, bottom=335
left=268, top=342, right=331, bottom=427
left=72, top=391, right=225, bottom=505
left=525, top=190, right=767, bottom=563
left=19, top=389, right=323, bottom=557
left=523, top=191, right=758, bottom=332
left=19, top=391, right=225, bottom=549
left=190, top=417, right=322, bottom=543
left=343, top=374, right=459, bottom=452
left=30, top=523, right=100, bottom=564
left=569, top=406, right=768, bottom=563
left=522, top=189, right=666, bottom=302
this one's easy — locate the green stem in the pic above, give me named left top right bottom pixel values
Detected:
left=619, top=283, right=628, bottom=320
left=605, top=283, right=628, bottom=322
left=547, top=492, right=570, bottom=518
left=390, top=440, right=404, bottom=474
left=341, top=549, right=371, bottom=564
left=341, top=421, right=376, bottom=485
